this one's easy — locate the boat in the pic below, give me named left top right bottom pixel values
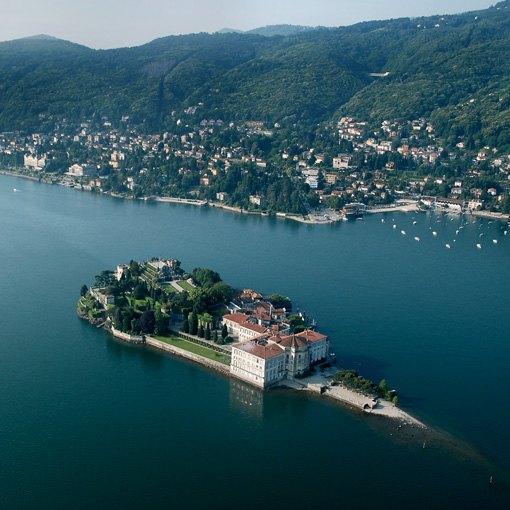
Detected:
left=456, top=230, right=459, bottom=235
left=13, top=188, right=19, bottom=192
left=446, top=244, right=451, bottom=249
left=432, top=231, right=437, bottom=236
left=414, top=237, right=420, bottom=241
left=480, top=233, right=484, bottom=237
left=493, top=239, right=498, bottom=244
left=381, top=219, right=385, bottom=223
left=477, top=244, right=482, bottom=249
left=413, top=221, right=417, bottom=225
left=393, top=225, right=397, bottom=229
left=505, top=231, right=508, bottom=236
left=401, top=230, right=406, bottom=235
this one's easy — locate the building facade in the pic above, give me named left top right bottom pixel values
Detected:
left=230, top=330, right=330, bottom=388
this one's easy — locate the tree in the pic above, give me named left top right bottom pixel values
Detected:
left=306, top=190, right=320, bottom=208
left=133, top=284, right=145, bottom=300
left=221, top=324, right=228, bottom=339
left=80, top=284, right=88, bottom=297
left=191, top=267, right=221, bottom=288
left=197, top=324, right=204, bottom=338
left=182, top=318, right=189, bottom=333
left=138, top=310, right=156, bottom=334
left=204, top=324, right=211, bottom=340
left=154, top=308, right=166, bottom=336
left=94, top=270, right=115, bottom=288
left=122, top=316, right=131, bottom=333
left=209, top=282, right=233, bottom=305
left=190, top=310, right=199, bottom=336
left=213, top=330, right=218, bottom=343
left=272, top=294, right=291, bottom=308
left=392, top=396, right=399, bottom=406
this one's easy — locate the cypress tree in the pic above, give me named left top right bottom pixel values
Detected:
left=190, top=310, right=198, bottom=335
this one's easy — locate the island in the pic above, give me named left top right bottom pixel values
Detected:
left=78, top=257, right=425, bottom=427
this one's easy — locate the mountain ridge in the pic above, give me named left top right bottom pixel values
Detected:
left=0, top=1, right=508, bottom=148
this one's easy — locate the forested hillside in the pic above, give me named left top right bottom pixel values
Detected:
left=0, top=1, right=509, bottom=145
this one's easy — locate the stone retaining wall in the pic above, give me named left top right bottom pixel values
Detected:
left=111, top=326, right=144, bottom=344
left=145, top=336, right=229, bottom=373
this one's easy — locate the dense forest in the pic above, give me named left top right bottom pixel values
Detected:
left=1, top=1, right=510, bottom=143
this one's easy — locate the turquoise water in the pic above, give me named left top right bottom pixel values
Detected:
left=1, top=175, right=509, bottom=509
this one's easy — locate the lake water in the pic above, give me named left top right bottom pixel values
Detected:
left=1, top=174, right=509, bottom=509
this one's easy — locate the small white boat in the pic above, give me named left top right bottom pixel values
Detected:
left=493, top=239, right=498, bottom=244
left=381, top=219, right=385, bottom=223
left=505, top=231, right=508, bottom=236
left=414, top=237, right=420, bottom=241
left=393, top=225, right=397, bottom=229
left=480, top=233, right=484, bottom=237
left=432, top=231, right=437, bottom=236
left=13, top=188, right=19, bottom=192
left=401, top=230, right=406, bottom=235
left=477, top=244, right=482, bottom=249
left=413, top=221, right=417, bottom=225
left=446, top=244, right=451, bottom=249
left=456, top=230, right=459, bottom=235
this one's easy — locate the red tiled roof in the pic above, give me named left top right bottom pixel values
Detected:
left=223, top=313, right=250, bottom=324
left=296, top=330, right=328, bottom=343
left=240, top=322, right=266, bottom=334
left=277, top=334, right=309, bottom=349
left=233, top=339, right=285, bottom=360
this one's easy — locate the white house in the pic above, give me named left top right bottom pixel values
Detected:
left=231, top=339, right=286, bottom=388
left=24, top=154, right=46, bottom=170
left=230, top=330, right=330, bottom=388
left=67, top=163, right=98, bottom=177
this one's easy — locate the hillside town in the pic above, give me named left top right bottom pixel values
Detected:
left=2, top=112, right=510, bottom=218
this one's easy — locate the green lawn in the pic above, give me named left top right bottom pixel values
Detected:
left=176, top=280, right=194, bottom=292
left=153, top=335, right=231, bottom=365
left=161, top=283, right=177, bottom=293
left=126, top=296, right=152, bottom=310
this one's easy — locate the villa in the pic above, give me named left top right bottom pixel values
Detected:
left=230, top=330, right=330, bottom=388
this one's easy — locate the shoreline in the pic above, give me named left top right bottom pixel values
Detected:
left=79, top=307, right=426, bottom=429
left=78, top=309, right=509, bottom=473
left=278, top=366, right=427, bottom=428
left=3, top=169, right=508, bottom=223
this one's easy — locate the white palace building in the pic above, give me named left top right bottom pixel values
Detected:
left=230, top=329, right=330, bottom=389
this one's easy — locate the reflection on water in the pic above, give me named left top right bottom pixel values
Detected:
left=229, top=378, right=264, bottom=418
